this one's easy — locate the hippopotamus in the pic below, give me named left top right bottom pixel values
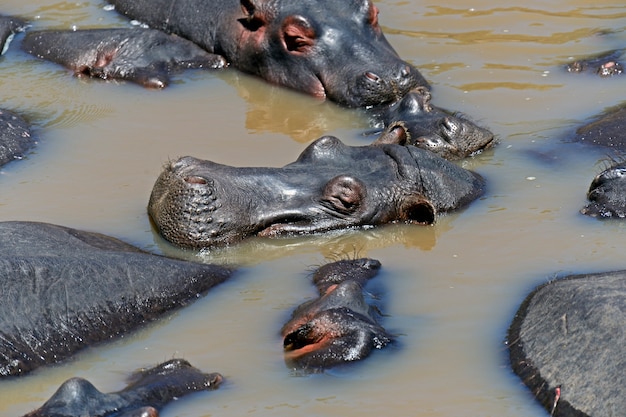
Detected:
left=22, top=359, right=222, bottom=417
left=0, top=15, right=26, bottom=56
left=572, top=102, right=626, bottom=149
left=566, top=48, right=624, bottom=77
left=367, top=88, right=496, bottom=160
left=0, top=108, right=35, bottom=168
left=507, top=270, right=626, bottom=417
left=581, top=160, right=626, bottom=218
left=281, top=258, right=391, bottom=371
left=106, top=0, right=428, bottom=107
left=0, top=221, right=232, bottom=377
left=148, top=125, right=485, bottom=249
left=22, top=28, right=227, bottom=89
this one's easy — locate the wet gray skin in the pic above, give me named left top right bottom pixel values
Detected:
left=581, top=161, right=626, bottom=218
left=23, top=359, right=223, bottom=417
left=369, top=88, right=496, bottom=160
left=281, top=258, right=391, bottom=372
left=148, top=127, right=485, bottom=249
left=0, top=15, right=26, bottom=56
left=572, top=103, right=626, bottom=149
left=0, top=108, right=34, bottom=168
left=108, top=0, right=427, bottom=107
left=22, top=28, right=227, bottom=89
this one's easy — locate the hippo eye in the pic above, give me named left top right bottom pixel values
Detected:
left=322, top=175, right=366, bottom=214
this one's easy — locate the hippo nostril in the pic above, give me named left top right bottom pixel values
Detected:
left=184, top=176, right=208, bottom=185
left=364, top=71, right=381, bottom=83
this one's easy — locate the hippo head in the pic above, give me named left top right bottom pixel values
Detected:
left=581, top=162, right=626, bottom=218
left=371, top=88, right=496, bottom=160
left=228, top=0, right=428, bottom=107
left=148, top=128, right=484, bottom=249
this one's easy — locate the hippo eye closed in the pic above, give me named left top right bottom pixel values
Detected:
left=322, top=175, right=366, bottom=214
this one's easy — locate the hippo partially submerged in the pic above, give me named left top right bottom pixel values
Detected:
left=0, top=14, right=26, bottom=56
left=22, top=28, right=227, bottom=89
left=0, top=221, right=232, bottom=377
left=23, top=359, right=222, bottom=417
left=369, top=88, right=496, bottom=160
left=148, top=126, right=485, bottom=249
left=507, top=271, right=626, bottom=417
left=0, top=108, right=35, bottom=169
left=107, top=0, right=427, bottom=107
left=281, top=258, right=391, bottom=371
left=566, top=48, right=624, bottom=77
left=572, top=102, right=626, bottom=150
left=581, top=160, right=626, bottom=218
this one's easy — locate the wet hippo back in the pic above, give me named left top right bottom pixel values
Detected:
left=0, top=109, right=35, bottom=168
left=0, top=221, right=232, bottom=377
left=107, top=0, right=427, bottom=107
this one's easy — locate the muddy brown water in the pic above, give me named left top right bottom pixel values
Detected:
left=1, top=1, right=625, bottom=416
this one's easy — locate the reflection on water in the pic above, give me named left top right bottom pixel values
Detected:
left=1, top=0, right=626, bottom=417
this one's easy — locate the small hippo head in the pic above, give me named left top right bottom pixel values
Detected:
left=148, top=128, right=484, bottom=249
left=228, top=0, right=428, bottom=107
left=581, top=161, right=626, bottom=218
left=372, top=88, right=496, bottom=160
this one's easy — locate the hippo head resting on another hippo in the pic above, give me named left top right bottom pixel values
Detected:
left=148, top=126, right=485, bottom=249
left=108, top=0, right=427, bottom=107
left=369, top=88, right=496, bottom=160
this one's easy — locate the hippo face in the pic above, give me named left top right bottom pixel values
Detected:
left=373, top=88, right=496, bottom=160
left=581, top=162, right=626, bottom=218
left=230, top=0, right=427, bottom=107
left=148, top=131, right=484, bottom=249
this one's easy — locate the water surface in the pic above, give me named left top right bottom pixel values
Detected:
left=1, top=1, right=625, bottom=416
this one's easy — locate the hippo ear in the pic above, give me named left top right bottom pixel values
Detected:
left=398, top=196, right=436, bottom=225
left=322, top=175, right=366, bottom=214
left=239, top=0, right=269, bottom=30
left=281, top=15, right=316, bottom=54
left=372, top=122, right=410, bottom=146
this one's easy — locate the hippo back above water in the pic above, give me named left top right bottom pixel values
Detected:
left=107, top=0, right=427, bottom=107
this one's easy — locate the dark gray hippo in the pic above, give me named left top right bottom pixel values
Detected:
left=0, top=221, right=232, bottom=378
left=281, top=258, right=391, bottom=372
left=566, top=48, right=624, bottom=77
left=0, top=14, right=26, bottom=55
left=507, top=271, right=625, bottom=417
left=368, top=88, right=496, bottom=160
left=581, top=160, right=626, bottom=218
left=22, top=28, right=227, bottom=89
left=22, top=359, right=222, bottom=417
left=106, top=0, right=427, bottom=107
left=148, top=126, right=485, bottom=249
left=0, top=108, right=35, bottom=168
left=572, top=102, right=626, bottom=150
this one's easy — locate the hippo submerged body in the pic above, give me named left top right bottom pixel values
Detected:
left=507, top=271, right=626, bottom=417
left=281, top=258, right=392, bottom=371
left=23, top=359, right=222, bottom=417
left=0, top=108, right=34, bottom=169
left=148, top=126, right=485, bottom=249
left=0, top=221, right=232, bottom=377
left=107, top=0, right=427, bottom=107
left=22, top=28, right=227, bottom=89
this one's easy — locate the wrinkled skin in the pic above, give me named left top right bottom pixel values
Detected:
left=23, top=359, right=223, bottom=417
left=0, top=221, right=232, bottom=377
left=0, top=15, right=26, bottom=56
left=0, top=108, right=35, bottom=168
left=566, top=48, right=624, bottom=77
left=572, top=103, right=626, bottom=149
left=148, top=126, right=485, bottom=249
left=107, top=0, right=427, bottom=107
left=281, top=258, right=391, bottom=371
left=507, top=271, right=626, bottom=417
left=22, top=28, right=226, bottom=89
left=581, top=160, right=626, bottom=218
left=368, top=88, right=496, bottom=160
